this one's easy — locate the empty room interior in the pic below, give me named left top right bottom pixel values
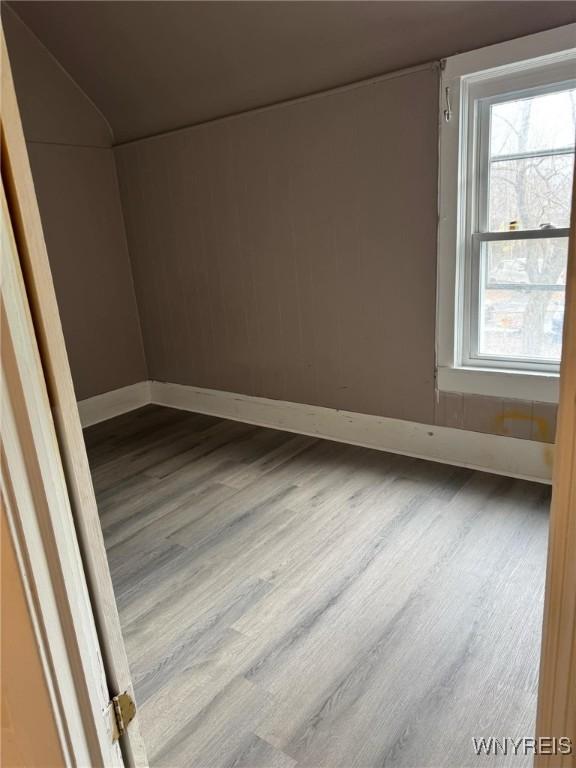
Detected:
left=3, top=1, right=576, bottom=765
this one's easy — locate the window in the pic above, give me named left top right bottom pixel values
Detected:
left=464, top=76, right=575, bottom=372
left=438, top=25, right=576, bottom=403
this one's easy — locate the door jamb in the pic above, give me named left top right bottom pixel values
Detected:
left=1, top=26, right=147, bottom=767
left=1, top=179, right=121, bottom=766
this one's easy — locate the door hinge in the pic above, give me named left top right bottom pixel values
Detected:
left=107, top=691, right=136, bottom=741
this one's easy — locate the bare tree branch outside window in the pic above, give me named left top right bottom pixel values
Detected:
left=479, top=88, right=575, bottom=361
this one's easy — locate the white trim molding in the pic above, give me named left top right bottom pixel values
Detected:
left=77, top=381, right=152, bottom=427
left=151, top=382, right=553, bottom=484
left=437, top=367, right=560, bottom=403
left=443, top=23, right=576, bottom=81
left=78, top=380, right=554, bottom=482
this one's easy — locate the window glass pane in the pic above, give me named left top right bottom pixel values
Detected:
left=489, top=152, right=574, bottom=231
left=490, top=88, right=576, bottom=157
left=478, top=238, right=568, bottom=362
left=487, top=87, right=576, bottom=233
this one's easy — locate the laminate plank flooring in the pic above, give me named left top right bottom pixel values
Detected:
left=85, top=405, right=550, bottom=768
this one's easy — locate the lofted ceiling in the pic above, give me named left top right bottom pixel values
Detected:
left=7, top=1, right=576, bottom=144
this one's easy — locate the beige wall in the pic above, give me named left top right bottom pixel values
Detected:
left=4, top=7, right=147, bottom=400
left=116, top=66, right=439, bottom=424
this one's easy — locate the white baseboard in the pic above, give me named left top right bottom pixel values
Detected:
left=78, top=381, right=152, bottom=427
left=151, top=381, right=553, bottom=484
left=77, top=380, right=553, bottom=482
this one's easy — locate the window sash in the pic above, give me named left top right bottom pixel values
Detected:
left=474, top=80, right=576, bottom=239
left=464, top=235, right=567, bottom=371
left=490, top=146, right=575, bottom=163
left=473, top=228, right=570, bottom=242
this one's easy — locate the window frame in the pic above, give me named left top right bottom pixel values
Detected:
left=437, top=23, right=576, bottom=404
left=464, top=74, right=574, bottom=373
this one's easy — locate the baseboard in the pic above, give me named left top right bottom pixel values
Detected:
left=151, top=381, right=553, bottom=484
left=77, top=381, right=152, bottom=427
left=77, top=380, right=553, bottom=482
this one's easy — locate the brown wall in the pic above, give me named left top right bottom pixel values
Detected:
left=5, top=4, right=559, bottom=441
left=116, top=64, right=558, bottom=442
left=116, top=66, right=439, bottom=423
left=4, top=7, right=147, bottom=400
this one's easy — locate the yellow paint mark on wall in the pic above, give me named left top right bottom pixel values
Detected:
left=495, top=409, right=554, bottom=468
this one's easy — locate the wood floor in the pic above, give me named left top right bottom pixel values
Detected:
left=85, top=405, right=550, bottom=768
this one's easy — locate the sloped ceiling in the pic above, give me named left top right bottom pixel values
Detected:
left=7, top=0, right=576, bottom=144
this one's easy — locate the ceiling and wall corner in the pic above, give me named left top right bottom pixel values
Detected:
left=6, top=1, right=576, bottom=144
left=1, top=3, right=112, bottom=146
left=3, top=4, right=148, bottom=400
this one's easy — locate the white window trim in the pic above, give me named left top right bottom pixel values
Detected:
left=437, top=23, right=576, bottom=405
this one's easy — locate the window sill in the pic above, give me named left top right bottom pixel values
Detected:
left=437, top=366, right=559, bottom=404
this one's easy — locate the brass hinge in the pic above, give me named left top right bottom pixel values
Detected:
left=108, top=691, right=136, bottom=741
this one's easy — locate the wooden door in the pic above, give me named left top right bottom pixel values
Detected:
left=1, top=28, right=147, bottom=767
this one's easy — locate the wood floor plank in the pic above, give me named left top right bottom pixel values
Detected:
left=86, top=405, right=550, bottom=768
